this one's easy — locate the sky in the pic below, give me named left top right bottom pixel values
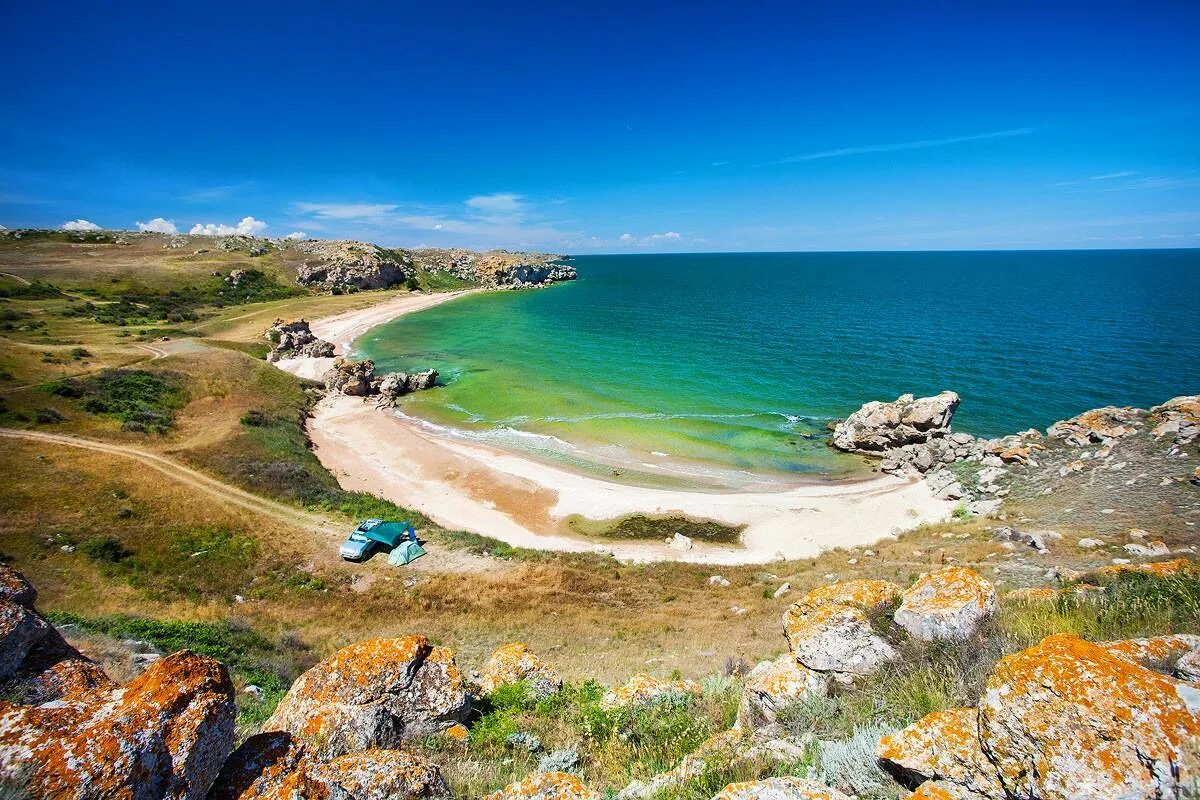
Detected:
left=1, top=1, right=1198, bottom=252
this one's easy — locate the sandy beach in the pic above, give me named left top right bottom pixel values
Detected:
left=274, top=290, right=955, bottom=564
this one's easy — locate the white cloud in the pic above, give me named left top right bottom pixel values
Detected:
left=1090, top=171, right=1136, bottom=180
left=292, top=203, right=398, bottom=220
left=284, top=231, right=308, bottom=240
left=136, top=217, right=178, bottom=234
left=619, top=233, right=633, bottom=242
left=618, top=231, right=685, bottom=246
left=465, top=193, right=524, bottom=215
left=62, top=219, right=101, bottom=231
left=189, top=216, right=268, bottom=236
left=774, top=128, right=1033, bottom=164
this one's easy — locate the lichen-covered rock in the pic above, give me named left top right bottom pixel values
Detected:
left=904, top=781, right=975, bottom=800
left=978, top=633, right=1200, bottom=800
left=209, top=731, right=320, bottom=800
left=1177, top=645, right=1200, bottom=683
left=484, top=772, right=602, bottom=800
left=323, top=357, right=377, bottom=397
left=0, top=565, right=36, bottom=607
left=1090, top=557, right=1198, bottom=580
left=736, top=654, right=827, bottom=731
left=894, top=567, right=995, bottom=642
left=479, top=643, right=563, bottom=700
left=600, top=673, right=702, bottom=711
left=877, top=708, right=1003, bottom=797
left=711, top=776, right=855, bottom=800
left=1099, top=633, right=1200, bottom=672
left=1148, top=395, right=1200, bottom=445
left=0, top=649, right=235, bottom=800
left=25, top=656, right=116, bottom=703
left=782, top=580, right=901, bottom=677
left=311, top=749, right=451, bottom=799
left=831, top=391, right=959, bottom=453
left=295, top=240, right=413, bottom=291
left=1047, top=405, right=1142, bottom=445
left=265, top=319, right=336, bottom=362
left=264, top=636, right=470, bottom=759
left=0, top=599, right=48, bottom=680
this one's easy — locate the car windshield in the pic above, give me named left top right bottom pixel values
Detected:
left=347, top=533, right=368, bottom=543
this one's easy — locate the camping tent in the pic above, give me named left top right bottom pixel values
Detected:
left=388, top=539, right=426, bottom=566
left=358, top=520, right=412, bottom=550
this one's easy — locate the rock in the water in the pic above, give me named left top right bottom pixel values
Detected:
left=831, top=391, right=959, bottom=453
left=877, top=707, right=1003, bottom=797
left=736, top=654, right=827, bottom=731
left=0, top=650, right=235, bottom=800
left=295, top=240, right=414, bottom=291
left=978, top=633, right=1200, bottom=800
left=264, top=636, right=470, bottom=759
left=783, top=580, right=902, bottom=676
left=323, top=357, right=377, bottom=397
left=265, top=318, right=335, bottom=362
left=711, top=777, right=855, bottom=800
left=485, top=772, right=602, bottom=800
left=894, top=567, right=995, bottom=641
left=600, top=673, right=702, bottom=710
left=479, top=642, right=562, bottom=700
left=376, top=369, right=439, bottom=402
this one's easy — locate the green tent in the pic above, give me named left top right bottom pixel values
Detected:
left=388, top=539, right=426, bottom=566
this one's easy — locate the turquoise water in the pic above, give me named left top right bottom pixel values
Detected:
left=357, top=250, right=1200, bottom=486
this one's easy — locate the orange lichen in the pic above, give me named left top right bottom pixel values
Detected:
left=600, top=673, right=702, bottom=710
left=484, top=771, right=602, bottom=799
left=800, top=579, right=903, bottom=611
left=1100, top=634, right=1200, bottom=669
left=479, top=642, right=562, bottom=698
left=877, top=707, right=1003, bottom=796
left=1092, top=558, right=1198, bottom=580
left=444, top=723, right=469, bottom=743
left=712, top=776, right=852, bottom=799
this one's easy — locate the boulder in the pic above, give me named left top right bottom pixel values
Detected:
left=736, top=654, right=827, bottom=731
left=1090, top=558, right=1197, bottom=580
left=711, top=777, right=855, bottom=800
left=376, top=370, right=439, bottom=402
left=264, top=636, right=471, bottom=759
left=600, top=673, right=702, bottom=711
left=484, top=772, right=602, bottom=800
left=0, top=650, right=235, bottom=800
left=479, top=642, right=563, bottom=700
left=1148, top=395, right=1200, bottom=444
left=211, top=732, right=450, bottom=800
left=831, top=391, right=959, bottom=453
left=0, top=565, right=36, bottom=606
left=25, top=656, right=116, bottom=703
left=1178, top=645, right=1200, bottom=683
left=1047, top=405, right=1142, bottom=445
left=877, top=707, right=1003, bottom=797
left=616, top=729, right=746, bottom=799
left=0, top=599, right=49, bottom=680
left=1098, top=633, right=1200, bottom=672
left=783, top=580, right=902, bottom=676
left=977, top=633, right=1200, bottom=800
left=894, top=567, right=995, bottom=641
left=265, top=318, right=335, bottom=362
left=323, top=358, right=377, bottom=397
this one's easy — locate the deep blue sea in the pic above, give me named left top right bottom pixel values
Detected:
left=358, top=250, right=1200, bottom=485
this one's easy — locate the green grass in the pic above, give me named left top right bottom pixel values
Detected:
left=566, top=514, right=746, bottom=545
left=45, top=368, right=188, bottom=432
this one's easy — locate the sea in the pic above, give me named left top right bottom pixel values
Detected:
left=354, top=250, right=1200, bottom=488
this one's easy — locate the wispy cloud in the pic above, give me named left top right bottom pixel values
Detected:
left=617, top=230, right=683, bottom=246
left=773, top=128, right=1034, bottom=164
left=292, top=203, right=399, bottom=221
left=1089, top=171, right=1136, bottom=180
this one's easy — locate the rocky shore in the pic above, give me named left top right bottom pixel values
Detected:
left=1, top=559, right=1197, bottom=798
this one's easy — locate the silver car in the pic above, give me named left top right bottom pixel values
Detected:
left=339, top=531, right=374, bottom=561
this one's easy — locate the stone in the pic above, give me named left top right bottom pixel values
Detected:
left=1123, top=540, right=1171, bottom=556
left=376, top=370, right=439, bottom=402
left=978, top=633, right=1200, bottom=800
left=0, top=599, right=48, bottom=680
left=265, top=319, right=336, bottom=362
left=479, top=642, right=562, bottom=700
left=264, top=636, right=470, bottom=759
left=1149, top=395, right=1200, bottom=445
left=784, top=602, right=896, bottom=676
left=1099, top=633, right=1200, bottom=672
left=209, top=732, right=323, bottom=800
left=600, top=673, right=702, bottom=711
left=708, top=575, right=731, bottom=587
left=1091, top=558, right=1197, bottom=580
left=965, top=499, right=1001, bottom=517
left=736, top=654, right=827, bottom=731
left=1076, top=538, right=1105, bottom=549
left=877, top=707, right=1003, bottom=797
left=831, top=391, right=959, bottom=453
left=0, top=650, right=235, bottom=800
left=484, top=772, right=602, bottom=800
left=711, top=777, right=855, bottom=800
left=894, top=567, right=996, bottom=641
left=1047, top=405, right=1142, bottom=445
left=668, top=533, right=693, bottom=551
left=772, top=582, right=791, bottom=599
left=25, top=656, right=116, bottom=703
left=310, top=749, right=452, bottom=799
left=295, top=240, right=414, bottom=291
left=0, top=565, right=36, bottom=606
left=323, top=357, right=377, bottom=396
left=1177, top=645, right=1200, bottom=682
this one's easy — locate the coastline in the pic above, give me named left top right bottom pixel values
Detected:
left=273, top=289, right=956, bottom=564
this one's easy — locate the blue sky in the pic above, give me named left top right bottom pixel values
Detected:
left=2, top=1, right=1198, bottom=252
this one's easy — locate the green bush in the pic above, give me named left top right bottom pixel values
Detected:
left=46, top=369, right=187, bottom=432
left=81, top=535, right=132, bottom=564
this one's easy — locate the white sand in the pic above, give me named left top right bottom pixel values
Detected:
left=274, top=291, right=955, bottom=564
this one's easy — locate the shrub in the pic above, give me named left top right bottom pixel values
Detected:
left=81, top=535, right=132, bottom=564
left=46, top=369, right=187, bottom=432
left=34, top=408, right=64, bottom=424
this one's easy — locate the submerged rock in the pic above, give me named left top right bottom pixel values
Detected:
left=376, top=369, right=439, bottom=402
left=264, top=636, right=470, bottom=759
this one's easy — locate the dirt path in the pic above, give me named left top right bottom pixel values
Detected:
left=0, top=427, right=493, bottom=574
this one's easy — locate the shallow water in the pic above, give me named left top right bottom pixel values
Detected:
left=356, top=250, right=1200, bottom=484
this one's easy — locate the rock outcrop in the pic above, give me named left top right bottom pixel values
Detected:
left=1149, top=395, right=1200, bottom=444
left=877, top=707, right=1004, bottom=797
left=736, top=654, right=826, bottom=732
left=783, top=580, right=902, bottom=676
left=479, top=642, right=562, bottom=700
left=410, top=248, right=576, bottom=289
left=893, top=567, right=996, bottom=642
left=264, top=636, right=471, bottom=759
left=832, top=392, right=960, bottom=453
left=376, top=369, right=439, bottom=402
left=295, top=240, right=414, bottom=291
left=265, top=318, right=335, bottom=362
left=1047, top=405, right=1143, bottom=445
left=600, top=673, right=702, bottom=711
left=322, top=358, right=438, bottom=401
left=0, top=649, right=236, bottom=800
left=484, top=772, right=601, bottom=800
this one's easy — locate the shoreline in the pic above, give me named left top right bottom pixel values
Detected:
left=273, top=289, right=956, bottom=564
